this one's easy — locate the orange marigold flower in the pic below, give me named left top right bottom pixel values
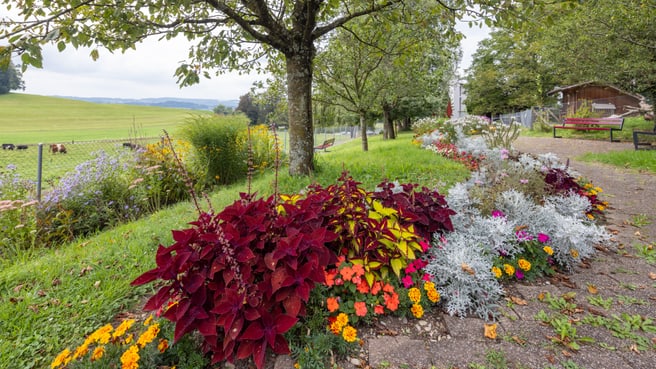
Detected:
left=137, top=323, right=160, bottom=348
left=342, top=325, right=358, bottom=343
left=326, top=297, right=339, bottom=313
left=411, top=303, right=424, bottom=318
left=503, top=264, right=515, bottom=276
left=91, top=346, right=105, bottom=362
left=354, top=301, right=367, bottom=317
left=335, top=313, right=349, bottom=328
left=427, top=289, right=440, bottom=303
left=51, top=348, right=72, bottom=369
left=113, top=319, right=136, bottom=340
left=157, top=339, right=169, bottom=353
left=339, top=266, right=355, bottom=282
left=72, top=344, right=89, bottom=360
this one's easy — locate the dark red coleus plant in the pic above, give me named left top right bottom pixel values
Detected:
left=132, top=192, right=338, bottom=369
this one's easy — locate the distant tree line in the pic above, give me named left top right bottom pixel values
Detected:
left=0, top=62, right=24, bottom=94
left=464, top=0, right=655, bottom=116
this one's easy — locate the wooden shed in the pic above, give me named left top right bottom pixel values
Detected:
left=547, top=81, right=644, bottom=118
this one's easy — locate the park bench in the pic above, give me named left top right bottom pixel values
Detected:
left=314, top=138, right=335, bottom=152
left=553, top=117, right=624, bottom=142
left=632, top=121, right=656, bottom=150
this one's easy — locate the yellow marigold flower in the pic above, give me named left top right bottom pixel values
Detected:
left=90, top=324, right=113, bottom=345
left=335, top=313, right=349, bottom=328
left=125, top=333, right=134, bottom=344
left=491, top=266, right=502, bottom=279
left=584, top=183, right=593, bottom=189
left=517, top=259, right=531, bottom=272
left=137, top=323, right=160, bottom=348
left=586, top=213, right=595, bottom=220
left=596, top=204, right=605, bottom=211
left=91, top=346, right=105, bottom=362
left=408, top=287, right=421, bottom=304
left=570, top=249, right=579, bottom=258
left=423, top=281, right=436, bottom=291
left=51, top=348, right=72, bottom=369
left=120, top=345, right=140, bottom=369
left=294, top=363, right=300, bottom=369
left=588, top=189, right=597, bottom=196
left=329, top=320, right=342, bottom=335
left=342, top=325, right=358, bottom=343
left=503, top=264, right=515, bottom=276
left=143, top=315, right=154, bottom=326
left=543, top=246, right=554, bottom=256
left=427, top=289, right=440, bottom=303
left=113, top=319, right=136, bottom=340
left=594, top=186, right=602, bottom=193
left=411, top=303, right=424, bottom=318
left=72, top=343, right=89, bottom=360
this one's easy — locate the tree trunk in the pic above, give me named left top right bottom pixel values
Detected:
left=360, top=112, right=368, bottom=152
left=382, top=103, right=396, bottom=140
left=286, top=50, right=315, bottom=176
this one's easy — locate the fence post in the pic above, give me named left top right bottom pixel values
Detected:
left=37, top=143, right=43, bottom=202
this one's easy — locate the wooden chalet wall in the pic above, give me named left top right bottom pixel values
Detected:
left=554, top=83, right=642, bottom=117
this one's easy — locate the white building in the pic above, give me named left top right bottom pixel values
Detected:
left=450, top=79, right=468, bottom=118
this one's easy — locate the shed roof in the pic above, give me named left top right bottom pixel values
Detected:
left=547, top=81, right=644, bottom=100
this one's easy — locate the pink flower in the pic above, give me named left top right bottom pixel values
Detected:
left=402, top=275, right=414, bottom=288
left=419, top=240, right=430, bottom=252
left=491, top=210, right=505, bottom=218
left=422, top=273, right=431, bottom=281
left=537, top=233, right=550, bottom=243
left=520, top=179, right=529, bottom=184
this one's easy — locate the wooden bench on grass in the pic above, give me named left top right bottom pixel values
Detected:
left=553, top=117, right=624, bottom=142
left=632, top=122, right=656, bottom=150
left=314, top=138, right=335, bottom=152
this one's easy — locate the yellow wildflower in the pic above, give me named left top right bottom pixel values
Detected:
left=517, top=259, right=531, bottom=272
left=342, top=325, right=358, bottom=343
left=491, top=266, right=502, bottom=279
left=503, top=264, right=515, bottom=276
left=570, top=249, right=579, bottom=258
left=411, top=303, right=424, bottom=318
left=91, top=346, right=105, bottom=361
left=543, top=246, right=554, bottom=256
left=408, top=287, right=421, bottom=304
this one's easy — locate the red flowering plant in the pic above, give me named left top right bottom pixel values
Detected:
left=131, top=191, right=339, bottom=369
left=543, top=168, right=608, bottom=222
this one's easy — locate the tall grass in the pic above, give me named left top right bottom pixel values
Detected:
left=0, top=132, right=469, bottom=369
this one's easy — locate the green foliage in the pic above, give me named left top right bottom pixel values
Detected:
left=0, top=165, right=37, bottom=258
left=0, top=61, right=24, bottom=94
left=181, top=114, right=250, bottom=187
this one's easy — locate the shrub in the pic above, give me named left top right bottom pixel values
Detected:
left=479, top=120, right=522, bottom=149
left=181, top=115, right=250, bottom=187
left=241, top=124, right=284, bottom=174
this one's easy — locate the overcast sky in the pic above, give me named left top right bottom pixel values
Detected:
left=13, top=19, right=489, bottom=101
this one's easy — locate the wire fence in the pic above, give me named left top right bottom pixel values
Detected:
left=1, top=137, right=160, bottom=200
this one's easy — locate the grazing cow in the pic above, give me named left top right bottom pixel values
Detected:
left=16, top=145, right=28, bottom=150
left=122, top=142, right=140, bottom=150
left=2, top=143, right=15, bottom=150
left=50, top=143, right=67, bottom=154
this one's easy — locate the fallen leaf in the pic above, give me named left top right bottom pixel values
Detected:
left=512, top=335, right=526, bottom=345
left=652, top=337, right=656, bottom=345
left=37, top=290, right=46, bottom=297
left=28, top=305, right=39, bottom=313
left=562, top=292, right=577, bottom=301
left=51, top=278, right=61, bottom=287
left=79, top=266, right=93, bottom=277
left=484, top=323, right=497, bottom=340
left=561, top=349, right=572, bottom=357
left=94, top=280, right=101, bottom=288
left=461, top=262, right=475, bottom=275
left=78, top=241, right=91, bottom=248
left=509, top=296, right=528, bottom=305
left=649, top=272, right=656, bottom=280
left=587, top=284, right=598, bottom=294
left=635, top=231, right=641, bottom=237
left=630, top=344, right=640, bottom=354
left=546, top=354, right=556, bottom=364
left=537, top=292, right=546, bottom=301
left=13, top=284, right=25, bottom=293
left=81, top=300, right=89, bottom=304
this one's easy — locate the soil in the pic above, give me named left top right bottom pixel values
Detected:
left=263, top=136, right=656, bottom=369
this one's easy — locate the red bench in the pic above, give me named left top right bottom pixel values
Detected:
left=553, top=117, right=624, bottom=142
left=314, top=138, right=335, bottom=152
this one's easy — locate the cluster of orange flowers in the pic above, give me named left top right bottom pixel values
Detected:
left=51, top=315, right=170, bottom=369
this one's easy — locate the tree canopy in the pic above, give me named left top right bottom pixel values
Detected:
left=0, top=61, right=24, bottom=94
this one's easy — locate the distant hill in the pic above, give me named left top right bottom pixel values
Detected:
left=55, top=96, right=239, bottom=110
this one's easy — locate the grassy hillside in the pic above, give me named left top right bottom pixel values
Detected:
left=0, top=93, right=206, bottom=143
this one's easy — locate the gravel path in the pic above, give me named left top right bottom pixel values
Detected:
left=317, top=136, right=656, bottom=369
